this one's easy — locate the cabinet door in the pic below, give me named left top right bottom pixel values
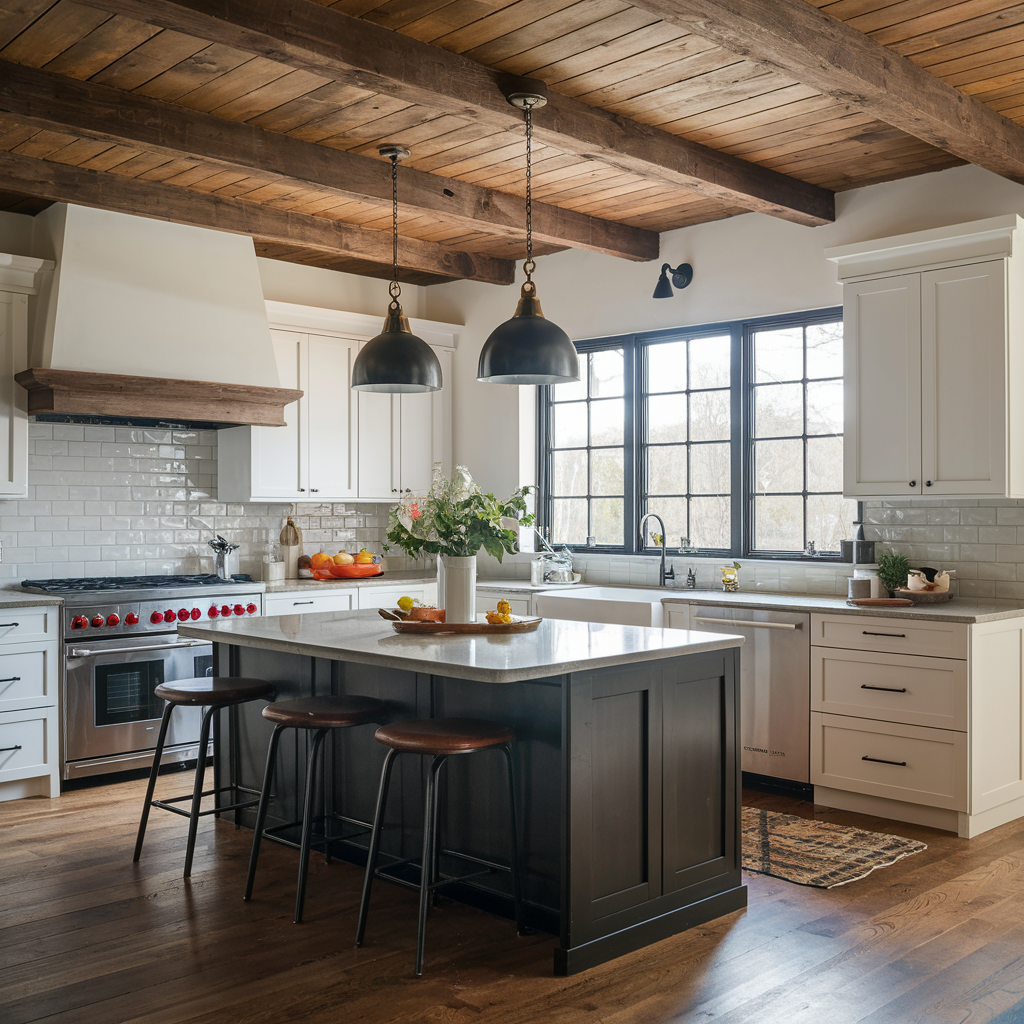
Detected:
left=397, top=348, right=451, bottom=494
left=248, top=329, right=306, bottom=499
left=921, top=261, right=1006, bottom=495
left=357, top=392, right=398, bottom=500
left=306, top=334, right=357, bottom=499
left=0, top=292, right=28, bottom=496
left=843, top=274, right=922, bottom=497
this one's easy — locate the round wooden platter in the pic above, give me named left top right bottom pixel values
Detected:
left=390, top=615, right=542, bottom=635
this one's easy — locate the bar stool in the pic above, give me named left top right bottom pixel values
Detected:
left=356, top=717, right=524, bottom=976
left=133, top=676, right=276, bottom=878
left=245, top=695, right=388, bottom=924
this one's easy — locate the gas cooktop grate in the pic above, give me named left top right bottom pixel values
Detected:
left=22, top=574, right=254, bottom=594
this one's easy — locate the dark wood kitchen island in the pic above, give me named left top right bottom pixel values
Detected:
left=180, top=610, right=745, bottom=975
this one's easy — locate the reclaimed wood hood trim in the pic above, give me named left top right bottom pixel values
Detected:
left=15, top=368, right=303, bottom=427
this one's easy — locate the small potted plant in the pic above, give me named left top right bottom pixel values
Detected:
left=875, top=550, right=911, bottom=597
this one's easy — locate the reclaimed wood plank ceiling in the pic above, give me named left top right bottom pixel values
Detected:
left=0, top=0, right=1019, bottom=283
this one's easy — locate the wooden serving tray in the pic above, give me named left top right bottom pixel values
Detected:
left=391, top=616, right=542, bottom=635
left=846, top=598, right=914, bottom=607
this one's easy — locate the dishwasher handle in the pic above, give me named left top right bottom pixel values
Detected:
left=693, top=616, right=800, bottom=630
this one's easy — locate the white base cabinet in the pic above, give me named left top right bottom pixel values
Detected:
left=810, top=612, right=1024, bottom=838
left=827, top=216, right=1024, bottom=499
left=0, top=604, right=60, bottom=802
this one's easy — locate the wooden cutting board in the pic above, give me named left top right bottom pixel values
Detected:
left=391, top=616, right=542, bottom=635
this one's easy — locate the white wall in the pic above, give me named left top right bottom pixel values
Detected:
left=425, top=163, right=1024, bottom=498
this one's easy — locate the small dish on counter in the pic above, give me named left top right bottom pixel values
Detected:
left=846, top=597, right=915, bottom=607
left=895, top=588, right=955, bottom=604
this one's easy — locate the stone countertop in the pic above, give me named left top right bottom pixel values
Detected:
left=180, top=609, right=743, bottom=684
left=659, top=589, right=1024, bottom=623
left=0, top=590, right=63, bottom=607
left=475, top=579, right=592, bottom=593
left=263, top=570, right=437, bottom=594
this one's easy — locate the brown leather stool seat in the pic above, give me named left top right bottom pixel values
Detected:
left=374, top=717, right=514, bottom=754
left=357, top=717, right=524, bottom=976
left=245, top=694, right=388, bottom=924
left=134, top=676, right=276, bottom=879
left=264, top=695, right=384, bottom=730
left=155, top=677, right=275, bottom=707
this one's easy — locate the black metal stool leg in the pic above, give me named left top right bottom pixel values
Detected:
left=430, top=757, right=447, bottom=907
left=500, top=743, right=525, bottom=935
left=295, top=727, right=328, bottom=924
left=245, top=723, right=286, bottom=902
left=133, top=701, right=174, bottom=863
left=183, top=704, right=216, bottom=879
left=415, top=754, right=445, bottom=977
left=356, top=747, right=398, bottom=947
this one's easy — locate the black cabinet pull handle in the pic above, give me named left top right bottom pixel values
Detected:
left=861, top=684, right=907, bottom=693
left=909, top=480, right=916, bottom=487
left=926, top=481, right=932, bottom=486
left=0, top=744, right=22, bottom=753
left=0, top=622, right=20, bottom=628
left=293, top=601, right=315, bottom=606
left=862, top=631, right=906, bottom=638
left=862, top=755, right=906, bottom=767
left=0, top=676, right=21, bottom=683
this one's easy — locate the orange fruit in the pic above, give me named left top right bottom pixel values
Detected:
left=354, top=549, right=375, bottom=564
left=333, top=552, right=355, bottom=566
left=310, top=552, right=332, bottom=570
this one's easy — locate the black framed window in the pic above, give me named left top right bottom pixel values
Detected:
left=538, top=306, right=855, bottom=559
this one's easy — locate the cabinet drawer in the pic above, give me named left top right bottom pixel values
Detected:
left=357, top=585, right=437, bottom=611
left=264, top=591, right=355, bottom=616
left=811, top=613, right=967, bottom=659
left=0, top=649, right=55, bottom=713
left=0, top=709, right=56, bottom=782
left=811, top=712, right=966, bottom=810
left=0, top=607, right=57, bottom=645
left=811, top=647, right=967, bottom=730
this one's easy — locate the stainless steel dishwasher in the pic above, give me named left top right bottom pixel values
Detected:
left=690, top=604, right=810, bottom=784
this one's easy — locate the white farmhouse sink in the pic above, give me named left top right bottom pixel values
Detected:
left=535, top=586, right=671, bottom=627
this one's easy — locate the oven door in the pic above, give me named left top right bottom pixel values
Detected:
left=64, top=633, right=214, bottom=765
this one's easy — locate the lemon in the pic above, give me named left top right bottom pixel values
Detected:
left=397, top=595, right=415, bottom=612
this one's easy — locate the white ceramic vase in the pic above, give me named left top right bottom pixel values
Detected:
left=438, top=554, right=477, bottom=623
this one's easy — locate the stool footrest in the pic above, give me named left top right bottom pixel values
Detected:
left=150, top=784, right=259, bottom=818
left=261, top=813, right=371, bottom=852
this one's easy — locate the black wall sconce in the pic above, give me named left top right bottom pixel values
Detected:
left=653, top=262, right=693, bottom=298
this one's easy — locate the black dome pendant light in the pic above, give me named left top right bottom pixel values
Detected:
left=477, top=87, right=580, bottom=386
left=351, top=145, right=442, bottom=393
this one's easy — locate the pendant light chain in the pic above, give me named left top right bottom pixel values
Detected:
left=389, top=151, right=401, bottom=309
left=524, top=101, right=536, bottom=290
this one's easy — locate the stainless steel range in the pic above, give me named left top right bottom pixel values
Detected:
left=21, top=575, right=264, bottom=780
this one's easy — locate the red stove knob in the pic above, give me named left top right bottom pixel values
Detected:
left=125, top=612, right=138, bottom=625
left=106, top=614, right=120, bottom=626
left=233, top=604, right=244, bottom=616
left=91, top=615, right=104, bottom=628
left=190, top=608, right=201, bottom=620
left=208, top=606, right=220, bottom=618
left=177, top=608, right=190, bottom=622
left=71, top=615, right=88, bottom=630
left=150, top=611, right=164, bottom=624
left=163, top=609, right=176, bottom=623
left=221, top=605, right=232, bottom=617
left=246, top=603, right=257, bottom=615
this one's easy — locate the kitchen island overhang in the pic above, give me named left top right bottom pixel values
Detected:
left=181, top=611, right=746, bottom=975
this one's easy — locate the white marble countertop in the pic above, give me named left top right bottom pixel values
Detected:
left=263, top=570, right=437, bottom=594
left=0, top=590, right=63, bottom=607
left=180, top=609, right=744, bottom=684
left=659, top=589, right=1024, bottom=623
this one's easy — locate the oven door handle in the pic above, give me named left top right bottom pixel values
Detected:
left=67, top=639, right=211, bottom=658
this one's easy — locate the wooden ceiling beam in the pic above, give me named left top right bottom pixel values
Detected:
left=627, top=0, right=1024, bottom=185
left=0, top=61, right=655, bottom=263
left=77, top=0, right=835, bottom=227
left=0, top=149, right=515, bottom=286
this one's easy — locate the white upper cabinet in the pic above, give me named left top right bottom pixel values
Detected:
left=828, top=216, right=1023, bottom=499
left=0, top=255, right=51, bottom=498
left=220, top=302, right=456, bottom=504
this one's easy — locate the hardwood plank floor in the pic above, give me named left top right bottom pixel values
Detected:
left=3, top=773, right=1024, bottom=1022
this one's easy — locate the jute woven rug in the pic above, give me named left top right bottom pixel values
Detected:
left=741, top=806, right=928, bottom=888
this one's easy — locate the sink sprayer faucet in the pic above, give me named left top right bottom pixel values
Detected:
left=639, top=513, right=675, bottom=588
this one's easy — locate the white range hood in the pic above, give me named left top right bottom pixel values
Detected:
left=16, top=205, right=300, bottom=426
